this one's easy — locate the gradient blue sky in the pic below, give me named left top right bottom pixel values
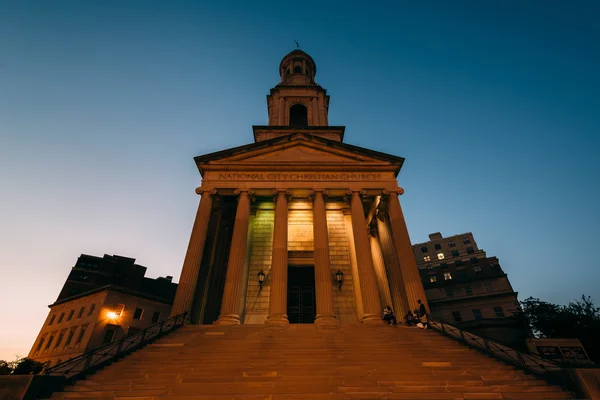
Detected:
left=1, top=1, right=599, bottom=361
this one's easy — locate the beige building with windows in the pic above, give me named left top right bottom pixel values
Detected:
left=414, top=232, right=529, bottom=347
left=170, top=49, right=429, bottom=326
left=28, top=254, right=176, bottom=367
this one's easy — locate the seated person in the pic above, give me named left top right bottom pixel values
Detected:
left=404, top=310, right=415, bottom=326
left=383, top=305, right=397, bottom=325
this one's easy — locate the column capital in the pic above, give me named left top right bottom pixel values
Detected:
left=234, top=189, right=255, bottom=196
left=345, top=189, right=367, bottom=196
left=195, top=187, right=218, bottom=195
left=382, top=188, right=404, bottom=196
left=309, top=189, right=329, bottom=201
left=272, top=189, right=292, bottom=201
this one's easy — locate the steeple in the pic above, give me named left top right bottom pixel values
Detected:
left=267, top=49, right=330, bottom=128
left=254, top=49, right=343, bottom=143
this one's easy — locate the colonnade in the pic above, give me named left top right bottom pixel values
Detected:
left=170, top=187, right=428, bottom=325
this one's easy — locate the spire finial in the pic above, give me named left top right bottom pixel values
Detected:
left=294, top=40, right=300, bottom=49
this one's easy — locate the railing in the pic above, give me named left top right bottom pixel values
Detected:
left=44, top=312, right=187, bottom=380
left=428, top=317, right=569, bottom=386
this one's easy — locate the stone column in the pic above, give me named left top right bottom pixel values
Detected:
left=385, top=189, right=429, bottom=313
left=216, top=190, right=253, bottom=325
left=171, top=188, right=216, bottom=317
left=376, top=209, right=409, bottom=317
left=368, top=226, right=393, bottom=310
left=343, top=210, right=364, bottom=321
left=266, top=190, right=290, bottom=325
left=278, top=97, right=285, bottom=125
left=312, top=97, right=320, bottom=126
left=311, top=190, right=337, bottom=325
left=347, top=190, right=384, bottom=324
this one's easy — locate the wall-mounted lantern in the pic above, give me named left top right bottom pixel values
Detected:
left=336, top=269, right=344, bottom=289
left=257, top=269, right=266, bottom=290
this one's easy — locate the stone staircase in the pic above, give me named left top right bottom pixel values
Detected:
left=50, top=324, right=577, bottom=400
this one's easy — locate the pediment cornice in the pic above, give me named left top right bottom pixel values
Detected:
left=194, top=133, right=404, bottom=177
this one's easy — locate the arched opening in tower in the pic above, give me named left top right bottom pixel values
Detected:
left=289, top=104, right=308, bottom=127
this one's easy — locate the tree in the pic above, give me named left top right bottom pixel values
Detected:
left=0, top=357, right=46, bottom=375
left=521, top=295, right=600, bottom=363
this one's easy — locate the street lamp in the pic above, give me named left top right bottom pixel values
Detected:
left=336, top=269, right=344, bottom=289
left=257, top=269, right=266, bottom=290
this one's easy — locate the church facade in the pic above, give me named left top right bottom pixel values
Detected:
left=170, top=50, right=428, bottom=326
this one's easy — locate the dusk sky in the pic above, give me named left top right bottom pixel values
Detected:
left=1, top=1, right=598, bottom=361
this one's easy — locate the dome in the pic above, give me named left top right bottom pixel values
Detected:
left=278, top=49, right=317, bottom=81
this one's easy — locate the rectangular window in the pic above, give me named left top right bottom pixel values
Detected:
left=114, top=304, right=125, bottom=317
left=152, top=311, right=160, bottom=323
left=429, top=275, right=437, bottom=283
left=65, top=329, right=75, bottom=346
left=455, top=260, right=463, bottom=267
left=48, top=315, right=56, bottom=325
left=35, top=336, right=46, bottom=351
left=102, top=329, right=116, bottom=344
left=467, top=247, right=474, bottom=254
left=55, top=332, right=65, bottom=348
left=473, top=265, right=482, bottom=273
left=443, top=272, right=452, bottom=280
left=66, top=310, right=74, bottom=321
left=77, top=307, right=85, bottom=319
left=45, top=334, right=55, bottom=350
left=484, top=282, right=493, bottom=292
left=452, top=311, right=462, bottom=322
left=57, top=312, right=65, bottom=323
left=465, top=286, right=473, bottom=295
left=470, top=257, right=478, bottom=264
left=88, top=304, right=96, bottom=316
left=434, top=243, right=441, bottom=250
left=445, top=287, right=454, bottom=297
left=472, top=309, right=482, bottom=320
left=448, top=240, right=456, bottom=247
left=75, top=325, right=88, bottom=344
left=494, top=306, right=505, bottom=318
left=423, top=255, right=430, bottom=262
left=451, top=250, right=459, bottom=257
left=437, top=253, right=445, bottom=260
left=421, top=246, right=429, bottom=253
left=440, top=263, right=448, bottom=269
left=133, top=307, right=144, bottom=320
left=462, top=237, right=471, bottom=244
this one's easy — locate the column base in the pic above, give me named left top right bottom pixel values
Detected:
left=265, top=314, right=289, bottom=325
left=315, top=314, right=339, bottom=325
left=362, top=313, right=386, bottom=324
left=215, top=314, right=241, bottom=325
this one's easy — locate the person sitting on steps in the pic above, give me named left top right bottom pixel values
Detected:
left=417, top=299, right=428, bottom=329
left=383, top=305, right=397, bottom=325
left=404, top=310, right=415, bottom=326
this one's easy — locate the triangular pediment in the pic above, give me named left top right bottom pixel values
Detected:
left=223, top=142, right=371, bottom=164
left=195, top=133, right=404, bottom=174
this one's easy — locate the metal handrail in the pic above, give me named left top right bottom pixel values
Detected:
left=428, top=317, right=569, bottom=386
left=44, top=312, right=187, bottom=380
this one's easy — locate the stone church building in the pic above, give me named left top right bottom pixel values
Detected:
left=170, top=49, right=429, bottom=326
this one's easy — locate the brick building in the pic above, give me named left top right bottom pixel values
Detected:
left=28, top=254, right=177, bottom=367
left=414, top=232, right=530, bottom=348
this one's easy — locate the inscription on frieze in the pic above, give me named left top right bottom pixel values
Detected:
left=218, top=173, right=381, bottom=181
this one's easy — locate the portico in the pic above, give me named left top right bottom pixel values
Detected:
left=171, top=49, right=428, bottom=325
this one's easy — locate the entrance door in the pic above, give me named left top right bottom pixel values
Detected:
left=287, top=266, right=316, bottom=323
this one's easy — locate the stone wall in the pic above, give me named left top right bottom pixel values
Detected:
left=243, top=200, right=358, bottom=324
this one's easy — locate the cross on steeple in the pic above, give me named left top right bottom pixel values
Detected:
left=294, top=40, right=300, bottom=49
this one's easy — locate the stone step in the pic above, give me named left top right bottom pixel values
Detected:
left=50, top=325, right=575, bottom=400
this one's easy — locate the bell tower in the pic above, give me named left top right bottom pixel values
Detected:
left=254, top=49, right=344, bottom=143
